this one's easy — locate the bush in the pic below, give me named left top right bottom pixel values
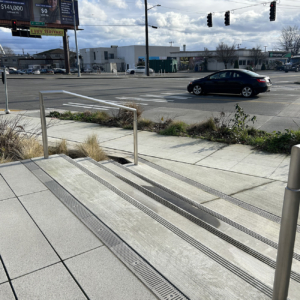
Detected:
left=261, top=63, right=266, bottom=70
left=160, top=121, right=188, bottom=136
left=76, top=134, right=107, bottom=161
left=187, top=118, right=217, bottom=136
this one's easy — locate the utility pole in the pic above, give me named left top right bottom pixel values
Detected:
left=237, top=44, right=241, bottom=49
left=264, top=46, right=267, bottom=52
left=144, top=0, right=149, bottom=76
left=169, top=41, right=174, bottom=47
left=72, top=0, right=81, bottom=77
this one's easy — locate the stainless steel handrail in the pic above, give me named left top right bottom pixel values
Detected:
left=39, top=90, right=138, bottom=165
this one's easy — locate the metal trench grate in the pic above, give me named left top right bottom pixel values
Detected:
left=138, top=157, right=300, bottom=234
left=86, top=158, right=300, bottom=284
left=21, top=159, right=188, bottom=300
left=61, top=155, right=275, bottom=298
left=111, top=160, right=300, bottom=263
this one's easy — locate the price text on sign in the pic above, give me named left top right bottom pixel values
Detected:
left=30, top=27, right=64, bottom=36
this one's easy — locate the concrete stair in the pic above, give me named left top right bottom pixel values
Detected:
left=3, top=154, right=300, bottom=299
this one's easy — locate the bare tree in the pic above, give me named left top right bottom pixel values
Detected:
left=250, top=46, right=266, bottom=68
left=203, top=47, right=213, bottom=58
left=2, top=46, right=15, bottom=56
left=278, top=25, right=300, bottom=55
left=215, top=43, right=236, bottom=69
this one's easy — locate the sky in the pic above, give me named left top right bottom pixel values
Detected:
left=1, top=0, right=300, bottom=55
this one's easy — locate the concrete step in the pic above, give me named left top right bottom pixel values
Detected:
left=119, top=160, right=300, bottom=256
left=76, top=157, right=300, bottom=300
left=33, top=155, right=274, bottom=299
left=100, top=160, right=300, bottom=269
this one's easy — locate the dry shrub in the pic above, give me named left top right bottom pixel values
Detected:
left=49, top=139, right=69, bottom=155
left=138, top=118, right=154, bottom=130
left=20, top=137, right=43, bottom=159
left=114, top=102, right=143, bottom=127
left=0, top=114, right=57, bottom=164
left=76, top=134, right=107, bottom=161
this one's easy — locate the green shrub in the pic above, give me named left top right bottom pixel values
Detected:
left=160, top=121, right=188, bottom=136
left=187, top=118, right=216, bottom=136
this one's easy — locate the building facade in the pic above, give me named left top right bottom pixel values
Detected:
left=169, top=49, right=290, bottom=71
left=80, top=45, right=180, bottom=72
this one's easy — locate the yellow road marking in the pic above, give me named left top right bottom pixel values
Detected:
left=0, top=109, right=22, bottom=111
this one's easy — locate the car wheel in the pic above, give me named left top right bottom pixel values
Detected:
left=241, top=86, right=253, bottom=98
left=193, top=85, right=203, bottom=95
left=130, top=71, right=135, bottom=74
left=285, top=70, right=288, bottom=73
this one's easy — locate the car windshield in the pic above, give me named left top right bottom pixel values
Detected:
left=289, top=57, right=300, bottom=64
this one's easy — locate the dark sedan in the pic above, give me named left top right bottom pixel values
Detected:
left=187, top=69, right=272, bottom=98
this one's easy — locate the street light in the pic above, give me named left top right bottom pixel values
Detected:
left=144, top=2, right=160, bottom=76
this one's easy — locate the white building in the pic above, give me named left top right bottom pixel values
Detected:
left=80, top=45, right=180, bottom=72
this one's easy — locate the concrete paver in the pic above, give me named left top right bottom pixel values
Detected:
left=0, top=264, right=8, bottom=284
left=12, top=263, right=86, bottom=300
left=0, top=283, right=15, bottom=300
left=19, top=190, right=103, bottom=260
left=0, top=175, right=15, bottom=201
left=65, top=247, right=158, bottom=300
left=0, top=198, right=59, bottom=279
left=0, top=162, right=47, bottom=197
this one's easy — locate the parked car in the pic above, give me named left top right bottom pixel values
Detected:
left=26, top=68, right=34, bottom=74
left=46, top=69, right=54, bottom=74
left=9, top=70, right=25, bottom=75
left=54, top=68, right=66, bottom=74
left=0, top=69, right=9, bottom=75
left=40, top=69, right=48, bottom=73
left=187, top=69, right=272, bottom=98
left=83, top=68, right=92, bottom=73
left=126, top=66, right=154, bottom=74
left=70, top=68, right=78, bottom=73
left=33, top=70, right=40, bottom=75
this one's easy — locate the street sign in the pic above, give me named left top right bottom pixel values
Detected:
left=30, top=21, right=45, bottom=26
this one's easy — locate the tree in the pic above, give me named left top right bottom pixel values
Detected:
left=250, top=46, right=266, bottom=69
left=2, top=46, right=15, bottom=56
left=215, top=43, right=236, bottom=69
left=278, top=25, right=300, bottom=55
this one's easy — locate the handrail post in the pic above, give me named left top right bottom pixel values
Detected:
left=39, top=92, right=49, bottom=159
left=133, top=110, right=138, bottom=165
left=38, top=90, right=138, bottom=163
left=272, top=145, right=300, bottom=300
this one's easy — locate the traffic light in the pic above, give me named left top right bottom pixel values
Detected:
left=11, top=19, right=17, bottom=31
left=225, top=11, right=230, bottom=26
left=270, top=1, right=276, bottom=21
left=207, top=13, right=212, bottom=28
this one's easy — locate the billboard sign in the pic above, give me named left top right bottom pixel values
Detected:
left=0, top=0, right=79, bottom=26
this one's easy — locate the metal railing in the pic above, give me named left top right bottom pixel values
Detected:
left=39, top=90, right=138, bottom=165
left=272, top=144, right=300, bottom=299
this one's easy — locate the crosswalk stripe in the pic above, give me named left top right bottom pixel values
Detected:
left=116, top=97, right=169, bottom=103
left=142, top=94, right=190, bottom=99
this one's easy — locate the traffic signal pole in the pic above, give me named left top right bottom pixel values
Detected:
left=144, top=0, right=150, bottom=76
left=2, top=69, right=10, bottom=114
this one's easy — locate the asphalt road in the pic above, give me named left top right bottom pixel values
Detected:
left=1, top=71, right=300, bottom=132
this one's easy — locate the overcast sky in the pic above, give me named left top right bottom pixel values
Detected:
left=1, top=0, right=300, bottom=54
